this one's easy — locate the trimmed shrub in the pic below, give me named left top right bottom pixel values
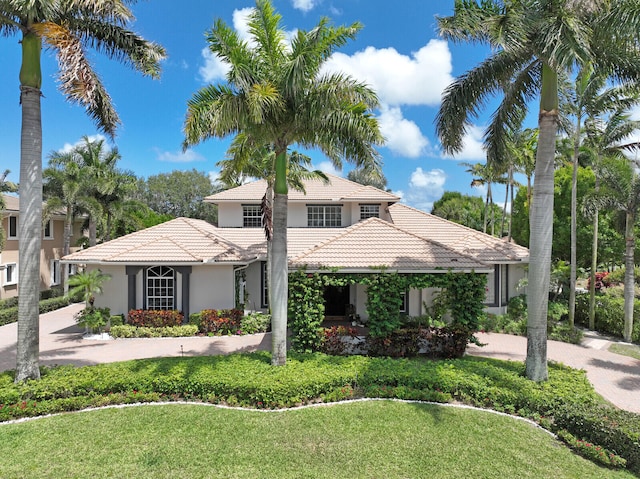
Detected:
left=198, top=309, right=243, bottom=335
left=110, top=324, right=198, bottom=338
left=0, top=297, right=19, bottom=310
left=127, top=309, right=184, bottom=328
left=320, top=326, right=362, bottom=356
left=239, top=312, right=271, bottom=335
left=0, top=307, right=18, bottom=326
left=553, top=404, right=640, bottom=474
left=288, top=270, right=325, bottom=352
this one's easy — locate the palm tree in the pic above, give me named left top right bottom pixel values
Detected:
left=565, top=71, right=640, bottom=327
left=461, top=162, right=507, bottom=236
left=588, top=158, right=640, bottom=342
left=583, top=110, right=640, bottom=331
left=183, top=0, right=383, bottom=366
left=218, top=137, right=329, bottom=310
left=1, top=2, right=165, bottom=381
left=436, top=1, right=640, bottom=381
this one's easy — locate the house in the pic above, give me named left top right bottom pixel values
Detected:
left=62, top=175, right=528, bottom=319
left=1, top=194, right=85, bottom=299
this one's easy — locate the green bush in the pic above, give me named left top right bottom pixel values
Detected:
left=239, top=312, right=271, bottom=334
left=0, top=297, right=18, bottom=310
left=110, top=324, right=198, bottom=338
left=0, top=353, right=637, bottom=472
left=507, top=294, right=527, bottom=321
left=127, top=309, right=184, bottom=328
left=75, top=307, right=110, bottom=334
left=0, top=306, right=18, bottom=326
left=553, top=404, right=640, bottom=474
left=39, top=296, right=71, bottom=314
left=575, top=294, right=640, bottom=342
left=556, top=429, right=627, bottom=469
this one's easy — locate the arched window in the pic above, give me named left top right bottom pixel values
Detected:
left=146, top=266, right=175, bottom=310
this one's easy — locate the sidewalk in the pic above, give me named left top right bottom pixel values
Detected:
left=0, top=304, right=638, bottom=413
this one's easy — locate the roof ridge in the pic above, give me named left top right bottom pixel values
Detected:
left=178, top=216, right=248, bottom=254
left=389, top=203, right=528, bottom=252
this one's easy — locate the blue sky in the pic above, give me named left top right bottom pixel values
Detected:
left=0, top=0, right=506, bottom=212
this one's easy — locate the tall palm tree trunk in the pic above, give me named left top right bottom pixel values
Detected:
left=16, top=33, right=43, bottom=381
left=508, top=168, right=515, bottom=241
left=569, top=121, right=581, bottom=328
left=623, top=211, right=635, bottom=342
left=526, top=64, right=557, bottom=382
left=271, top=151, right=288, bottom=366
left=589, top=175, right=600, bottom=330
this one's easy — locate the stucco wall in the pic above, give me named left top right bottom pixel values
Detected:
left=189, top=265, right=236, bottom=312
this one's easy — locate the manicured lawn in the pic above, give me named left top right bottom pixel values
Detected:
left=0, top=400, right=634, bottom=479
left=609, top=342, right=640, bottom=360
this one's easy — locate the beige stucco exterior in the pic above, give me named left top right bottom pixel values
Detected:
left=1, top=204, right=84, bottom=299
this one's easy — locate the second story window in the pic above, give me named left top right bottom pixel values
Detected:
left=307, top=205, right=342, bottom=227
left=243, top=205, right=262, bottom=227
left=8, top=216, right=17, bottom=239
left=44, top=219, right=53, bottom=239
left=360, top=204, right=380, bottom=220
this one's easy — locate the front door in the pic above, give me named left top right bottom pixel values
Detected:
left=323, top=285, right=349, bottom=317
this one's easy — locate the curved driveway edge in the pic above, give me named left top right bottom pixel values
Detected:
left=467, top=332, right=640, bottom=413
left=0, top=304, right=637, bottom=413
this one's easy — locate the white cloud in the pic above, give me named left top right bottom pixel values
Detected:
left=377, top=106, right=430, bottom=158
left=323, top=39, right=453, bottom=107
left=401, top=167, right=447, bottom=212
left=155, top=148, right=205, bottom=163
left=440, top=124, right=486, bottom=161
left=199, top=48, right=230, bottom=83
left=292, top=0, right=317, bottom=12
left=58, top=134, right=108, bottom=154
left=314, top=161, right=343, bottom=176
left=233, top=7, right=254, bottom=42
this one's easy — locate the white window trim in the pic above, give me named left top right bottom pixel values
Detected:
left=7, top=216, right=17, bottom=240
left=43, top=219, right=54, bottom=240
left=307, top=204, right=342, bottom=228
left=4, top=263, right=17, bottom=286
left=242, top=205, right=262, bottom=228
left=360, top=204, right=380, bottom=220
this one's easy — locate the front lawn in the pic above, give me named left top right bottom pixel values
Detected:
left=1, top=353, right=638, bottom=474
left=0, top=401, right=634, bottom=479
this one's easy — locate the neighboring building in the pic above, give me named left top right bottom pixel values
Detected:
left=63, top=175, right=528, bottom=318
left=1, top=195, right=84, bottom=299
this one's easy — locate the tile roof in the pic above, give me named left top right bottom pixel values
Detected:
left=205, top=174, right=400, bottom=203
left=63, top=217, right=253, bottom=264
left=388, top=203, right=529, bottom=263
left=1, top=195, right=19, bottom=212
left=289, top=217, right=491, bottom=272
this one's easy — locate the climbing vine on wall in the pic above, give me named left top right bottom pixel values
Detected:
left=287, top=269, right=488, bottom=346
left=288, top=270, right=325, bottom=352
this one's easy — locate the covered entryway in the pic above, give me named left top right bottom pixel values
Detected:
left=323, top=284, right=349, bottom=319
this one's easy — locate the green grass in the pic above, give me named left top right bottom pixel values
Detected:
left=609, top=342, right=640, bottom=360
left=0, top=400, right=634, bottom=479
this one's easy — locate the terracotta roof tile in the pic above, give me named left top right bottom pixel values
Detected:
left=388, top=203, right=529, bottom=263
left=205, top=174, right=400, bottom=203
left=63, top=217, right=252, bottom=263
left=289, top=217, right=490, bottom=271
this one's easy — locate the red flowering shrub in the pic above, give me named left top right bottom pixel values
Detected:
left=319, top=326, right=361, bottom=355
left=127, top=309, right=184, bottom=327
left=199, top=308, right=243, bottom=334
left=586, top=271, right=610, bottom=291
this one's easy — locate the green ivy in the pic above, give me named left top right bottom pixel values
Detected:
left=288, top=270, right=325, bottom=353
left=287, top=269, right=487, bottom=345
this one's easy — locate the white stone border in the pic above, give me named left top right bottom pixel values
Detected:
left=0, top=398, right=556, bottom=437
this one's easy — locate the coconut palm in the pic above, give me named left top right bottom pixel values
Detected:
left=183, top=0, right=383, bottom=366
left=436, top=0, right=640, bottom=381
left=1, top=2, right=164, bottom=381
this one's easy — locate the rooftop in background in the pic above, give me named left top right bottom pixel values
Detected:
left=205, top=174, right=400, bottom=203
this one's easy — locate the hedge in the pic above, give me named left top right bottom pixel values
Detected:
left=0, top=296, right=72, bottom=326
left=575, top=294, right=640, bottom=342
